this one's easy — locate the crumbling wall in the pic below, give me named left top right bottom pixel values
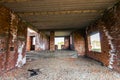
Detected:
left=26, top=29, right=36, bottom=51
left=0, top=6, right=10, bottom=72
left=26, top=30, right=49, bottom=51
left=86, top=2, right=120, bottom=72
left=0, top=6, right=27, bottom=72
left=6, top=12, right=19, bottom=70
left=15, top=21, right=27, bottom=68
left=71, top=32, right=85, bottom=56
left=35, top=32, right=49, bottom=51
left=86, top=22, right=110, bottom=66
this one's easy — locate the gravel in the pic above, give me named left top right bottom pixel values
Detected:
left=1, top=50, right=120, bottom=80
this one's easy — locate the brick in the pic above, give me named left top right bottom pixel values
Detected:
left=86, top=2, right=120, bottom=72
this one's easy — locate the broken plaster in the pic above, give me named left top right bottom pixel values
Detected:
left=103, top=27, right=116, bottom=69
left=16, top=42, right=26, bottom=67
left=10, top=13, right=18, bottom=42
left=36, top=34, right=45, bottom=50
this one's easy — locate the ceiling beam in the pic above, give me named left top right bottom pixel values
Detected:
left=0, top=0, right=116, bottom=3
left=17, top=9, right=103, bottom=16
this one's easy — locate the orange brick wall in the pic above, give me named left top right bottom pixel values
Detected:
left=50, top=31, right=55, bottom=51
left=63, top=36, right=70, bottom=50
left=70, top=31, right=85, bottom=56
left=26, top=30, right=49, bottom=51
left=35, top=32, right=49, bottom=51
left=0, top=6, right=27, bottom=73
left=86, top=2, right=120, bottom=72
left=0, top=6, right=10, bottom=72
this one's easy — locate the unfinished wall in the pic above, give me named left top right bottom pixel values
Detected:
left=15, top=21, right=27, bottom=68
left=0, top=6, right=10, bottom=72
left=0, top=6, right=27, bottom=73
left=35, top=32, right=49, bottom=51
left=70, top=34, right=74, bottom=50
left=63, top=36, right=70, bottom=50
left=26, top=29, right=49, bottom=51
left=86, top=2, right=120, bottom=72
left=50, top=31, right=55, bottom=51
left=71, top=32, right=85, bottom=56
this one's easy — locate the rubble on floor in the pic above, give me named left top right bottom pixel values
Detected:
left=0, top=50, right=120, bottom=80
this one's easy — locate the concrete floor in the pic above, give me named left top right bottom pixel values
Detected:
left=1, top=50, right=120, bottom=80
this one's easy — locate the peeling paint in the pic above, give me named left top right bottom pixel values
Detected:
left=103, top=27, right=116, bottom=69
left=16, top=42, right=26, bottom=67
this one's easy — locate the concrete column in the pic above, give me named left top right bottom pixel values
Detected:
left=50, top=31, right=55, bottom=51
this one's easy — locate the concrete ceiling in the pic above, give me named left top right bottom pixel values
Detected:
left=0, top=0, right=118, bottom=36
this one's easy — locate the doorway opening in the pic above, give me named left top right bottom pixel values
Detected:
left=55, top=37, right=64, bottom=50
left=30, top=36, right=35, bottom=50
left=26, top=28, right=37, bottom=51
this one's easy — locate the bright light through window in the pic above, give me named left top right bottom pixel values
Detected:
left=55, top=37, right=64, bottom=49
left=89, top=32, right=101, bottom=52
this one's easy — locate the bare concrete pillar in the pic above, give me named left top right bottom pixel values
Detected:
left=50, top=31, right=55, bottom=51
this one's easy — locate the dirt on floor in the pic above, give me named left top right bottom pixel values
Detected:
left=0, top=50, right=120, bottom=80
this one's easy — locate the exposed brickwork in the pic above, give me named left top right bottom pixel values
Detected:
left=86, top=2, right=120, bottom=72
left=6, top=13, right=19, bottom=70
left=50, top=31, right=55, bottom=51
left=26, top=28, right=36, bottom=51
left=86, top=24, right=110, bottom=66
left=35, top=32, right=49, bottom=51
left=71, top=32, right=85, bottom=56
left=63, top=36, right=70, bottom=50
left=26, top=29, right=49, bottom=51
left=0, top=6, right=10, bottom=72
left=26, top=33, right=31, bottom=51
left=0, top=6, right=27, bottom=73
left=70, top=34, right=74, bottom=50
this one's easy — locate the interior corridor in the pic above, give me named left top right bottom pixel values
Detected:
left=0, top=0, right=120, bottom=79
left=1, top=50, right=120, bottom=80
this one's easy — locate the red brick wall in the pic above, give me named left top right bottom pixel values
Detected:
left=50, top=31, right=55, bottom=51
left=16, top=21, right=27, bottom=67
left=35, top=32, right=49, bottom=51
left=86, top=23, right=110, bottom=66
left=0, top=6, right=27, bottom=73
left=86, top=2, right=120, bottom=72
left=6, top=13, right=19, bottom=70
left=0, top=6, right=10, bottom=72
left=26, top=30, right=49, bottom=51
left=63, top=36, right=70, bottom=50
left=71, top=32, right=85, bottom=56
left=26, top=35, right=31, bottom=51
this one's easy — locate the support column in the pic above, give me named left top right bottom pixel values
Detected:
left=50, top=31, right=55, bottom=51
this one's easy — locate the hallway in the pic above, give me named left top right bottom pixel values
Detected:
left=0, top=0, right=120, bottom=78
left=1, top=51, right=120, bottom=80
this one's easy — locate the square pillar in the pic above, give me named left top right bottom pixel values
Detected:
left=50, top=31, right=55, bottom=51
